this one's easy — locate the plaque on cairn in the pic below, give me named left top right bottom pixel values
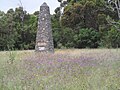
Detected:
left=35, top=2, right=54, bottom=53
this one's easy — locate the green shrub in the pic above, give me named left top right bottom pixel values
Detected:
left=74, top=28, right=100, bottom=48
left=53, top=27, right=75, bottom=49
left=100, top=28, right=120, bottom=48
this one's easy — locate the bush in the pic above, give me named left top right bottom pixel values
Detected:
left=53, top=27, right=75, bottom=49
left=100, top=28, right=120, bottom=48
left=74, top=28, right=100, bottom=48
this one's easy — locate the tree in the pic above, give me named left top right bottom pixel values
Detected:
left=0, top=9, right=16, bottom=50
left=56, top=0, right=68, bottom=25
left=107, top=0, right=120, bottom=19
left=0, top=7, right=38, bottom=50
left=61, top=0, right=118, bottom=31
left=13, top=7, right=37, bottom=50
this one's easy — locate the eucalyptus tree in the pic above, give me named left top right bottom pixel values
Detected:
left=106, top=0, right=120, bottom=31
left=107, top=0, right=120, bottom=19
left=56, top=0, right=67, bottom=26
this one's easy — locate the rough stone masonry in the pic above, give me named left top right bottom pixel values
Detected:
left=35, top=2, right=54, bottom=53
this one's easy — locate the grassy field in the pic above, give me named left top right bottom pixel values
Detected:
left=0, top=49, right=120, bottom=90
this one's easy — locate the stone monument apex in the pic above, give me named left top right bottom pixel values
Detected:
left=35, top=2, right=54, bottom=53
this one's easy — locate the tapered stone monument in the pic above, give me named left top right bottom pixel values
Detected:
left=35, top=2, right=54, bottom=53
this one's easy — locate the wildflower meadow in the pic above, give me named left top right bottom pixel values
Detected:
left=0, top=49, right=120, bottom=90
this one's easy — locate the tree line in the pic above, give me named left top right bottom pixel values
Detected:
left=0, top=0, right=120, bottom=50
left=0, top=7, right=38, bottom=50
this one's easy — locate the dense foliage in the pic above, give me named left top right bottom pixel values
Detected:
left=0, top=0, right=120, bottom=50
left=54, top=0, right=120, bottom=48
left=0, top=7, right=38, bottom=50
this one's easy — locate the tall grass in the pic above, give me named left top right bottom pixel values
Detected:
left=0, top=49, right=120, bottom=90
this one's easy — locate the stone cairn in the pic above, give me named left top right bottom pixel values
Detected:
left=35, top=2, right=54, bottom=53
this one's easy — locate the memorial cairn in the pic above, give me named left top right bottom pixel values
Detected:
left=35, top=2, right=54, bottom=53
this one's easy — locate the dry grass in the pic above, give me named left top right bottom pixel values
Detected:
left=0, top=49, right=120, bottom=90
